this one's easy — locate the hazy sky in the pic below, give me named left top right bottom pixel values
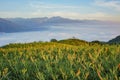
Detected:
left=0, top=0, right=120, bottom=22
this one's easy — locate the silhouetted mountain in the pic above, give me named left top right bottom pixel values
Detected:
left=7, top=16, right=109, bottom=26
left=0, top=16, right=119, bottom=33
left=108, top=35, right=120, bottom=44
left=46, top=16, right=81, bottom=24
left=0, top=18, right=25, bottom=32
left=6, top=16, right=81, bottom=27
left=0, top=18, right=49, bottom=33
left=6, top=17, right=49, bottom=31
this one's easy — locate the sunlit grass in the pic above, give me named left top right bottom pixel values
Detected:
left=0, top=42, right=120, bottom=80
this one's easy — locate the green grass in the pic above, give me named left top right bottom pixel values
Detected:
left=0, top=42, right=120, bottom=80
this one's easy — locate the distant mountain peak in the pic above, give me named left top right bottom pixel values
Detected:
left=50, top=16, right=62, bottom=18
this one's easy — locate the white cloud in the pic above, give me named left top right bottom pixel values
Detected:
left=94, top=0, right=120, bottom=11
left=29, top=2, right=81, bottom=9
left=0, top=11, right=33, bottom=18
left=31, top=11, right=120, bottom=21
left=29, top=1, right=120, bottom=21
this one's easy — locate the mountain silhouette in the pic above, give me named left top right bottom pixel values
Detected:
left=0, top=18, right=24, bottom=32
left=0, top=16, right=119, bottom=33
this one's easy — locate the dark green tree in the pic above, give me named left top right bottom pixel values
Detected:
left=50, top=39, right=58, bottom=42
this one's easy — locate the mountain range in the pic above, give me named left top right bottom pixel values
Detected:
left=0, top=16, right=118, bottom=33
left=0, top=18, right=24, bottom=33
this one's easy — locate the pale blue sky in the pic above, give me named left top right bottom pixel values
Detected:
left=0, top=0, right=120, bottom=22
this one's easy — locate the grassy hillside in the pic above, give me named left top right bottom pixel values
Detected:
left=108, top=35, right=120, bottom=44
left=58, top=38, right=89, bottom=46
left=0, top=41, right=120, bottom=80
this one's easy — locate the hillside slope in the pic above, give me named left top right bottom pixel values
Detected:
left=0, top=41, right=120, bottom=80
left=58, top=38, right=89, bottom=46
left=108, top=35, right=120, bottom=44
